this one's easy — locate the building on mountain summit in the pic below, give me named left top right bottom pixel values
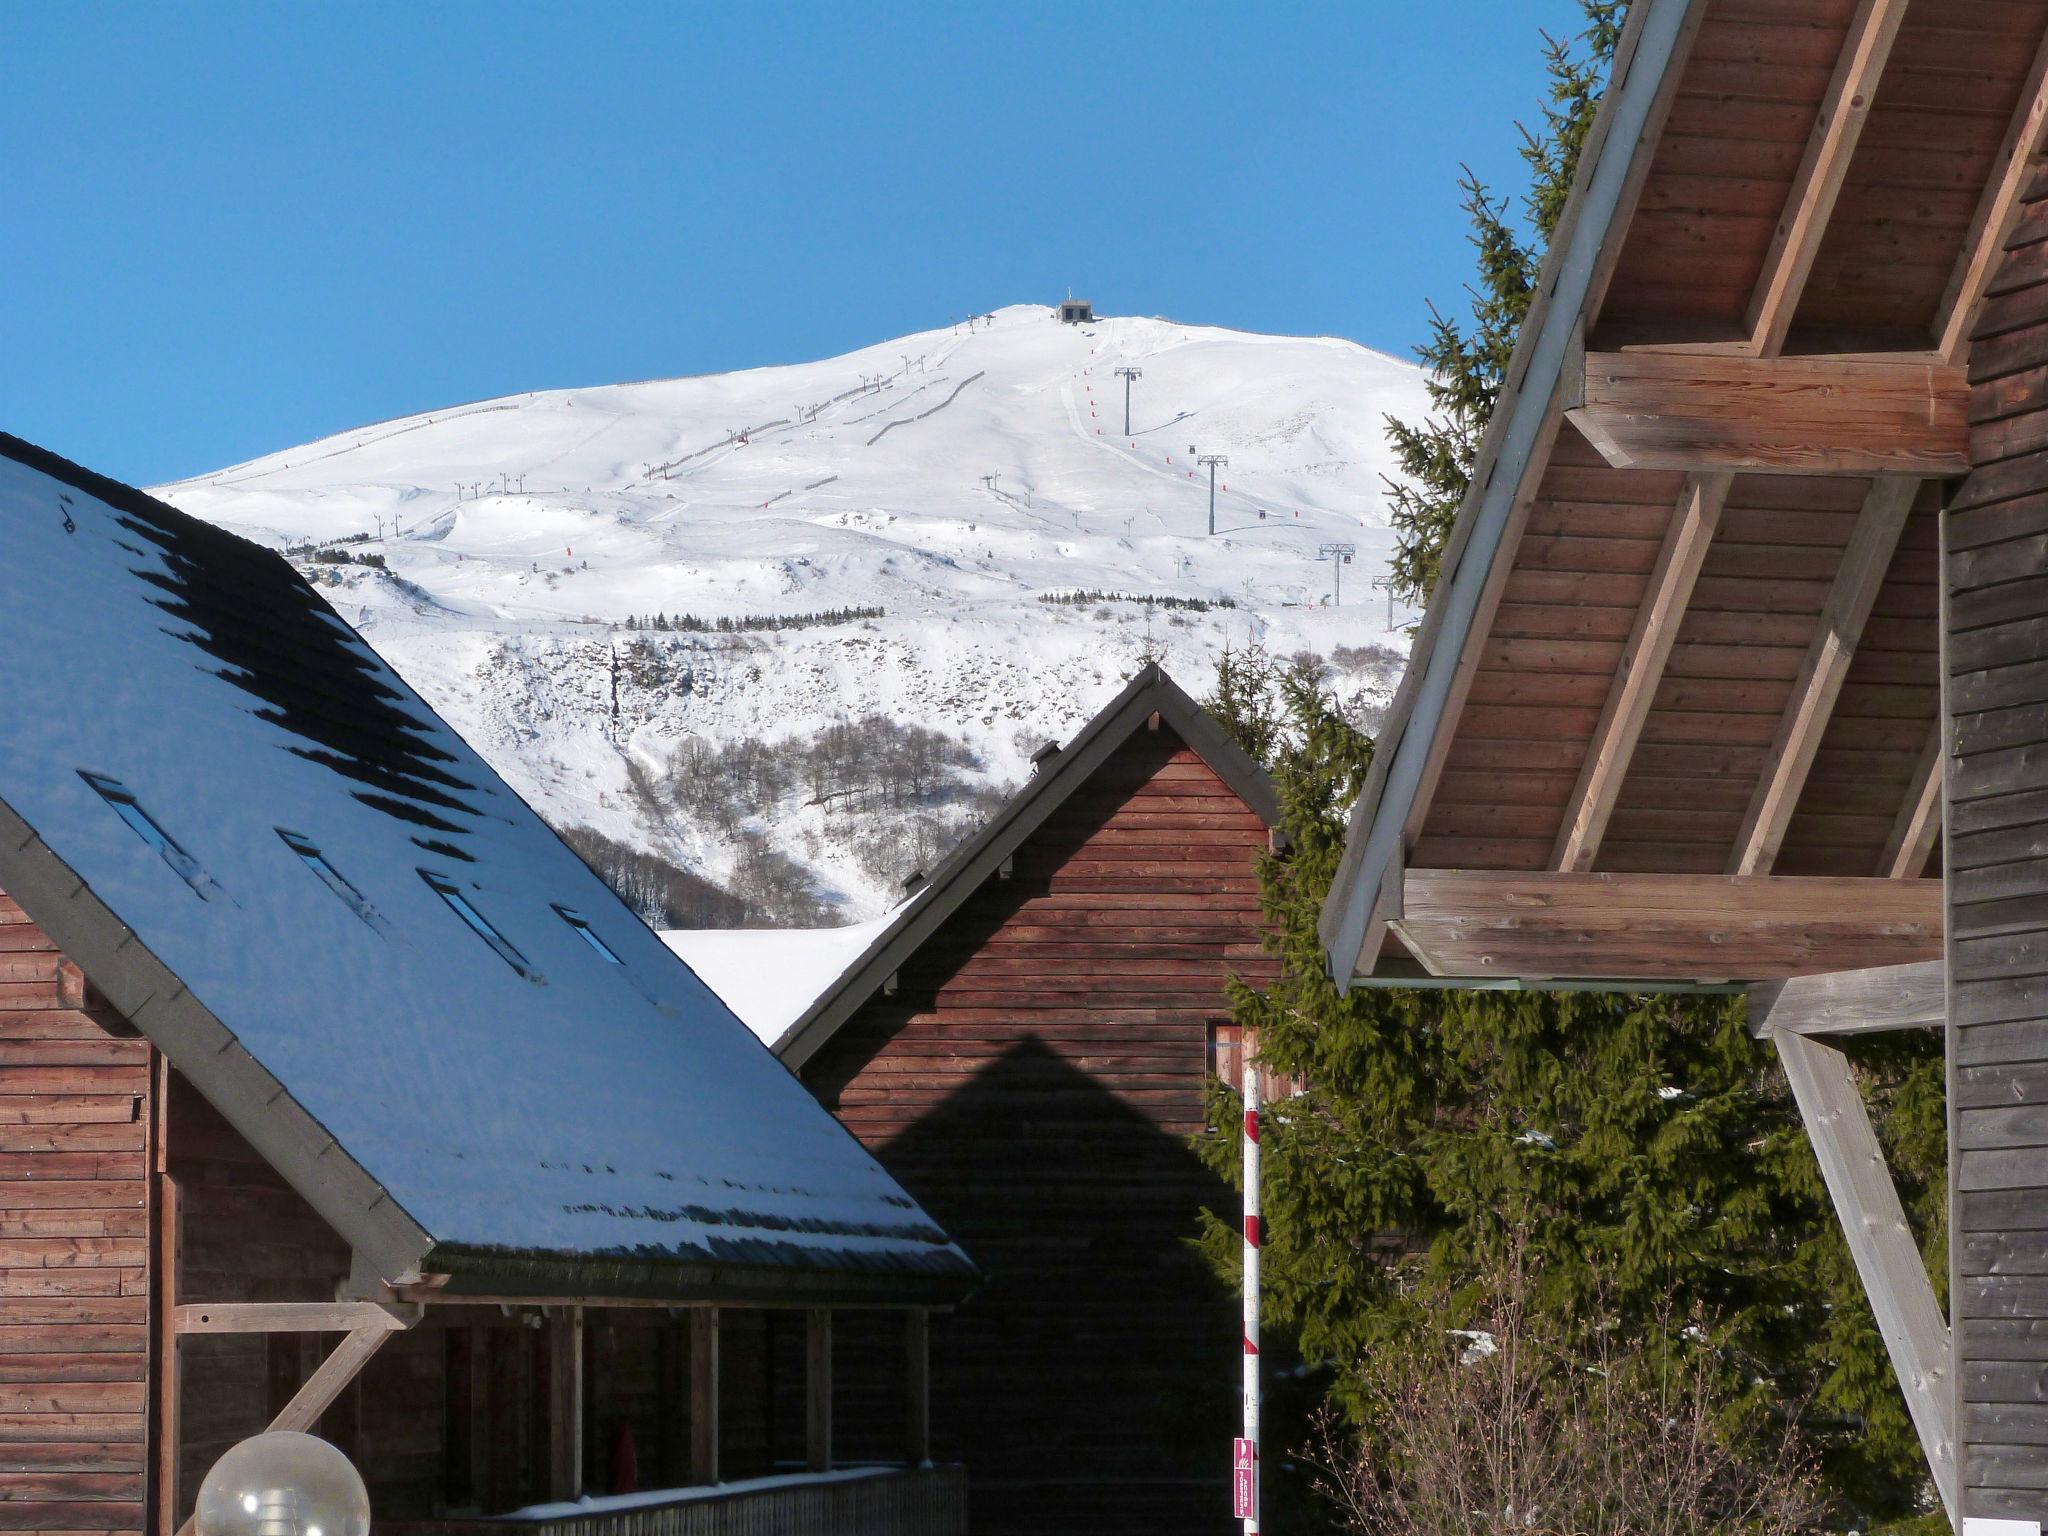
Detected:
left=1057, top=298, right=1094, bottom=324
left=769, top=665, right=1288, bottom=1536
left=0, top=432, right=973, bottom=1535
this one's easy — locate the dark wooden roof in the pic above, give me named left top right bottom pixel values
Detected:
left=1322, top=0, right=2048, bottom=987
left=776, top=663, right=1280, bottom=1070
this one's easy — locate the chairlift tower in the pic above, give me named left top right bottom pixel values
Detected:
left=1198, top=455, right=1229, bottom=536
left=1114, top=366, right=1142, bottom=437
left=1318, top=542, right=1357, bottom=606
left=1370, top=574, right=1397, bottom=631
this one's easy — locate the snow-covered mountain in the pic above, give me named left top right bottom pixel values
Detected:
left=156, top=304, right=1425, bottom=920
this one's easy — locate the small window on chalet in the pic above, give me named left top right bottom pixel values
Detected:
left=278, top=830, right=387, bottom=933
left=78, top=772, right=222, bottom=901
left=421, top=870, right=530, bottom=976
left=553, top=906, right=622, bottom=964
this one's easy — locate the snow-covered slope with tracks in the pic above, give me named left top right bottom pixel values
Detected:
left=157, top=305, right=1424, bottom=917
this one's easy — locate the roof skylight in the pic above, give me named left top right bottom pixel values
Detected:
left=421, top=870, right=531, bottom=976
left=553, top=906, right=622, bottom=964
left=278, top=830, right=388, bottom=933
left=78, top=772, right=223, bottom=901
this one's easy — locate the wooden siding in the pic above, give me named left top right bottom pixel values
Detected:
left=1949, top=163, right=2048, bottom=1522
left=0, top=887, right=150, bottom=1534
left=801, top=725, right=1275, bottom=1536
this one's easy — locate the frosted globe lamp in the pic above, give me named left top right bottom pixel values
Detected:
left=194, top=1432, right=370, bottom=1536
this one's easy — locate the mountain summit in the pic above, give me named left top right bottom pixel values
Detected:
left=157, top=303, right=1426, bottom=918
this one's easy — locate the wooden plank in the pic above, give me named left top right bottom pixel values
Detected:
left=1565, top=350, right=1968, bottom=475
left=1392, top=868, right=1942, bottom=981
left=1554, top=471, right=1730, bottom=871
left=548, top=1305, right=582, bottom=1501
left=1939, top=27, right=2048, bottom=361
left=172, top=1301, right=413, bottom=1335
left=1730, top=477, right=1920, bottom=875
left=689, top=1307, right=718, bottom=1485
left=1743, top=0, right=1910, bottom=354
left=1770, top=1028, right=1956, bottom=1521
left=805, top=1308, right=832, bottom=1474
left=270, top=1326, right=389, bottom=1434
left=904, top=1309, right=930, bottom=1468
left=1747, top=960, right=1943, bottom=1038
left=1881, top=721, right=1945, bottom=878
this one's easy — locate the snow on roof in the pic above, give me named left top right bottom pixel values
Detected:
left=661, top=916, right=897, bottom=1045
left=0, top=434, right=971, bottom=1298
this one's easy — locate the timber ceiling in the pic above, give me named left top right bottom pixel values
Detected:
left=1345, top=0, right=2048, bottom=982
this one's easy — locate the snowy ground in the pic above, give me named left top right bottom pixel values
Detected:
left=157, top=304, right=1425, bottom=918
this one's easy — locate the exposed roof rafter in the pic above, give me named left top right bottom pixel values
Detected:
left=1937, top=26, right=2048, bottom=363
left=1553, top=470, right=1729, bottom=873
left=1742, top=0, right=1910, bottom=356
left=1729, top=476, right=1918, bottom=877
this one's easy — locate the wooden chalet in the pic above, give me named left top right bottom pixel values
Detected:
left=0, top=435, right=975, bottom=1535
left=1317, top=0, right=2048, bottom=1526
left=775, top=666, right=1284, bottom=1536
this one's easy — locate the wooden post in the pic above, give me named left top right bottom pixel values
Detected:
left=154, top=1170, right=182, bottom=1535
left=806, top=1309, right=833, bottom=1473
left=905, top=1310, right=931, bottom=1468
left=548, top=1306, right=584, bottom=1501
left=690, top=1307, right=720, bottom=1485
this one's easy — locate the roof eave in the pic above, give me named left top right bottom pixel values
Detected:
left=775, top=663, right=1280, bottom=1071
left=0, top=791, right=438, bottom=1284
left=1316, top=0, right=1703, bottom=988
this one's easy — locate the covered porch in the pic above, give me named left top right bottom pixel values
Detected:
left=1319, top=0, right=2048, bottom=1525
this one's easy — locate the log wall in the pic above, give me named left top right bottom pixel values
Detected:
left=0, top=887, right=151, bottom=1533
left=1949, top=165, right=2048, bottom=1521
left=801, top=724, right=1276, bottom=1536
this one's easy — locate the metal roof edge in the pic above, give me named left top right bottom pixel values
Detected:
left=774, top=663, right=1281, bottom=1071
left=1316, top=0, right=1700, bottom=988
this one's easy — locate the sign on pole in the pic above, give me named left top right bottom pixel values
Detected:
left=1233, top=1438, right=1257, bottom=1520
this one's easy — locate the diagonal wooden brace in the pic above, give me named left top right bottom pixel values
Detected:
left=1771, top=1027, right=1956, bottom=1524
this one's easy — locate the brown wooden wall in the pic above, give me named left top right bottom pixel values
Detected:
left=1949, top=165, right=2048, bottom=1521
left=167, top=1081, right=789, bottom=1519
left=801, top=723, right=1276, bottom=1536
left=0, top=888, right=152, bottom=1533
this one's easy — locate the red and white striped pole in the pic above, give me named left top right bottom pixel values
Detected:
left=1238, top=1057, right=1262, bottom=1535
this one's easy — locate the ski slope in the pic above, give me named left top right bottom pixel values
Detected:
left=156, top=304, right=1426, bottom=917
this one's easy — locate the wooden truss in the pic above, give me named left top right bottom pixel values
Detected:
left=1747, top=959, right=1955, bottom=1524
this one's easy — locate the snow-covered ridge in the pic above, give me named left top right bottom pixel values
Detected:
left=156, top=304, right=1425, bottom=918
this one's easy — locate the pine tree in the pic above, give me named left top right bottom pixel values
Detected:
left=1382, top=3, right=1625, bottom=607
left=1199, top=653, right=1939, bottom=1521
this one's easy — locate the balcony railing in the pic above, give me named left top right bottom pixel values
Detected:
left=384, top=1465, right=967, bottom=1536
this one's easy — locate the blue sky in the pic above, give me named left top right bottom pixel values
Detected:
left=3, top=2, right=1583, bottom=486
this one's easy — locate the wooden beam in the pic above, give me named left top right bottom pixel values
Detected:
left=1938, top=27, right=2048, bottom=362
left=1730, top=478, right=1919, bottom=876
left=1881, top=722, right=1944, bottom=880
left=1553, top=471, right=1730, bottom=872
left=1565, top=350, right=1967, bottom=476
left=175, top=1300, right=417, bottom=1334
left=690, top=1306, right=719, bottom=1485
left=1391, top=869, right=1942, bottom=982
left=1770, top=1028, right=1957, bottom=1522
left=549, top=1306, right=584, bottom=1501
left=905, top=1310, right=931, bottom=1468
left=806, top=1309, right=833, bottom=1473
left=272, top=1324, right=393, bottom=1434
left=154, top=1166, right=181, bottom=1536
left=1747, top=960, right=1943, bottom=1039
left=1743, top=0, right=1909, bottom=354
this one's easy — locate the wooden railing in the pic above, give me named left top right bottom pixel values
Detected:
left=383, top=1466, right=967, bottom=1536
